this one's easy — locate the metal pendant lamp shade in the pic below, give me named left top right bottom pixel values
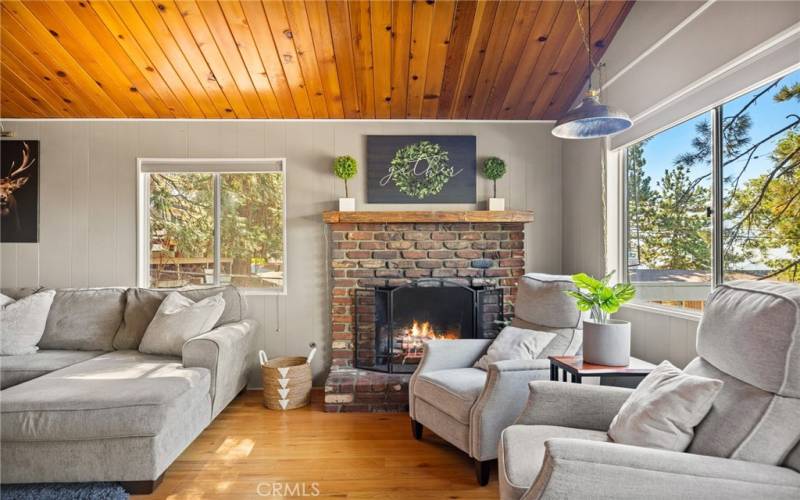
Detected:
left=551, top=91, right=633, bottom=139
left=551, top=0, right=632, bottom=139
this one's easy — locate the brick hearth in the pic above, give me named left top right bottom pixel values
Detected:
left=323, top=220, right=527, bottom=412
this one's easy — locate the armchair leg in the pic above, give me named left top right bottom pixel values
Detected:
left=475, top=459, right=491, bottom=486
left=411, top=419, right=423, bottom=440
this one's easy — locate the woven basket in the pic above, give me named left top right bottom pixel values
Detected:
left=261, top=356, right=312, bottom=410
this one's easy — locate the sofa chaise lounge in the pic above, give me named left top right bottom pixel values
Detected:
left=0, top=285, right=255, bottom=493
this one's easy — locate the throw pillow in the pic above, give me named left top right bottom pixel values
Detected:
left=138, top=292, right=225, bottom=357
left=0, top=289, right=56, bottom=355
left=608, top=360, right=724, bottom=451
left=474, top=326, right=556, bottom=371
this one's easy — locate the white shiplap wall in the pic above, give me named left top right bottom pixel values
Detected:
left=615, top=306, right=701, bottom=369
left=0, top=120, right=562, bottom=386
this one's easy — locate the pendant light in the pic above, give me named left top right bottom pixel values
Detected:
left=551, top=0, right=632, bottom=139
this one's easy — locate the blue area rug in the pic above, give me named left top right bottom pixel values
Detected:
left=1, top=483, right=128, bottom=500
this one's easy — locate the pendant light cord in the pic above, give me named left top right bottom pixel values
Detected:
left=575, top=0, right=607, bottom=96
left=575, top=0, right=609, bottom=274
left=575, top=0, right=597, bottom=70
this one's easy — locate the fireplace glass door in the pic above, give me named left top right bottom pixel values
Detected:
left=355, top=279, right=502, bottom=373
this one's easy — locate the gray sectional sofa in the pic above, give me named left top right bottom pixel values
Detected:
left=0, top=285, right=255, bottom=493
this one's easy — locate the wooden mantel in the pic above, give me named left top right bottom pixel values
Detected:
left=322, top=210, right=534, bottom=224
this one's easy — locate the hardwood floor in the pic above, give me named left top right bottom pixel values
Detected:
left=135, top=390, right=499, bottom=499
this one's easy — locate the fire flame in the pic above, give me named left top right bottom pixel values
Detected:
left=404, top=320, right=458, bottom=340
left=408, top=320, right=434, bottom=339
left=398, top=320, right=458, bottom=364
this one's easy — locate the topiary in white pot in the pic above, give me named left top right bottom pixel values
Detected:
left=483, top=157, right=507, bottom=211
left=565, top=271, right=636, bottom=366
left=334, top=155, right=357, bottom=211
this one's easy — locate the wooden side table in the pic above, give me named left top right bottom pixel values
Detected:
left=548, top=356, right=656, bottom=384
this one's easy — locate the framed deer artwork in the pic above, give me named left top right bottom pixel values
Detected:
left=1, top=140, right=39, bottom=243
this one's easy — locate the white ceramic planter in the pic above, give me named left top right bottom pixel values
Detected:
left=488, top=198, right=505, bottom=211
left=339, top=198, right=355, bottom=212
left=582, top=319, right=631, bottom=366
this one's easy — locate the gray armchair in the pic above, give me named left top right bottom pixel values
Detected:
left=408, top=274, right=585, bottom=485
left=499, top=280, right=800, bottom=499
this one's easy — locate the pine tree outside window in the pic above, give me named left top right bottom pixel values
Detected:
left=624, top=67, right=800, bottom=312
left=137, top=158, right=287, bottom=294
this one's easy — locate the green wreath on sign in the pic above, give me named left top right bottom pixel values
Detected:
left=385, top=141, right=455, bottom=199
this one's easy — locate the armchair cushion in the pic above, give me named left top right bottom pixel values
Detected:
left=414, top=368, right=486, bottom=424
left=499, top=425, right=609, bottom=500
left=685, top=357, right=800, bottom=465
left=473, top=327, right=555, bottom=371
left=697, top=280, right=800, bottom=397
left=609, top=360, right=723, bottom=451
left=515, top=274, right=585, bottom=329
left=510, top=319, right=582, bottom=359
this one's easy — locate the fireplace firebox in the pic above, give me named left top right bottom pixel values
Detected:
left=354, top=279, right=503, bottom=373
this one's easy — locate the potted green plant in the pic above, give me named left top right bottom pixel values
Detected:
left=483, top=157, right=507, bottom=210
left=565, top=272, right=636, bottom=366
left=333, top=155, right=358, bottom=211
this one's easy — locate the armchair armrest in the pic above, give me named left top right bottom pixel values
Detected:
left=525, top=439, right=800, bottom=500
left=416, top=339, right=492, bottom=374
left=409, top=339, right=491, bottom=422
left=493, top=359, right=552, bottom=372
left=514, top=381, right=633, bottom=431
left=183, top=319, right=256, bottom=419
left=468, top=359, right=552, bottom=461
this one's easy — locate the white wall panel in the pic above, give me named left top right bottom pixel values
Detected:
left=0, top=120, right=560, bottom=386
left=615, top=306, right=700, bottom=369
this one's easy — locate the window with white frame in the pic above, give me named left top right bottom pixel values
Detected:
left=137, top=159, right=286, bottom=294
left=624, top=67, right=800, bottom=311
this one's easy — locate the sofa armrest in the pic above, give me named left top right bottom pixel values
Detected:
left=183, top=319, right=256, bottom=419
left=524, top=439, right=800, bottom=500
left=514, top=381, right=632, bottom=431
left=468, top=361, right=551, bottom=461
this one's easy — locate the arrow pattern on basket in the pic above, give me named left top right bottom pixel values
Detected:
left=278, top=378, right=289, bottom=388
left=278, top=367, right=290, bottom=378
left=278, top=388, right=290, bottom=399
left=279, top=399, right=289, bottom=410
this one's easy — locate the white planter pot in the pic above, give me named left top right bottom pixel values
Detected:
left=339, top=198, right=356, bottom=212
left=582, top=319, right=631, bottom=366
left=488, top=198, right=505, bottom=211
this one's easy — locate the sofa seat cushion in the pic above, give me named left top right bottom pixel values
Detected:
left=414, top=368, right=487, bottom=424
left=0, top=350, right=105, bottom=389
left=499, top=425, right=609, bottom=500
left=1, top=350, right=211, bottom=442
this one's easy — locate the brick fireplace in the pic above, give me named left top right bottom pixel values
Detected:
left=322, top=211, right=533, bottom=412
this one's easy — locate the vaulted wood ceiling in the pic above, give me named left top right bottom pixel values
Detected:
left=0, top=1, right=633, bottom=120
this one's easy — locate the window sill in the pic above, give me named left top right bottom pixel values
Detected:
left=619, top=302, right=703, bottom=322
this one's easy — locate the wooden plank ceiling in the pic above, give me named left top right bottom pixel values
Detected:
left=0, top=0, right=633, bottom=120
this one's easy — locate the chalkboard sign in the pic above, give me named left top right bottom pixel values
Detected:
left=367, top=135, right=476, bottom=203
